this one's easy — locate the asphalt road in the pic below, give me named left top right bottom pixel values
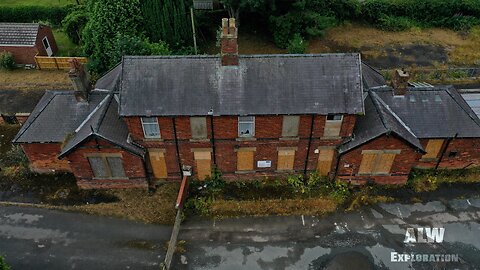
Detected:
left=0, top=205, right=171, bottom=269
left=174, top=197, right=480, bottom=270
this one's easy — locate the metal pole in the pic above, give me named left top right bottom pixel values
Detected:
left=190, top=7, right=198, bottom=54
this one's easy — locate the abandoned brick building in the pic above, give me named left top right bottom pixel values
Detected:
left=13, top=18, right=480, bottom=189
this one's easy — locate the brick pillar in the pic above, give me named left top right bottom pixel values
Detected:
left=392, top=69, right=409, bottom=96
left=220, top=18, right=238, bottom=66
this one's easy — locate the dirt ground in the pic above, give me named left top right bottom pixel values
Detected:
left=0, top=69, right=71, bottom=91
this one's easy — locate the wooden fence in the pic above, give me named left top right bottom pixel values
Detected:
left=34, top=56, right=88, bottom=70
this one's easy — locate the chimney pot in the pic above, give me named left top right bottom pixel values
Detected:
left=220, top=18, right=238, bottom=66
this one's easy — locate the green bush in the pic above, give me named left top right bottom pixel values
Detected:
left=287, top=33, right=308, bottom=54
left=0, top=145, right=28, bottom=168
left=62, top=6, right=89, bottom=45
left=0, top=6, right=72, bottom=26
left=0, top=256, right=10, bottom=270
left=0, top=52, right=15, bottom=70
left=378, top=15, right=417, bottom=31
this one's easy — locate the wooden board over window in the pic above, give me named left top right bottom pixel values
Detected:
left=149, top=149, right=167, bottom=179
left=236, top=149, right=254, bottom=171
left=358, top=150, right=400, bottom=175
left=317, top=149, right=335, bottom=176
left=323, top=120, right=342, bottom=137
left=277, top=149, right=295, bottom=171
left=193, top=150, right=211, bottom=180
left=422, top=139, right=444, bottom=159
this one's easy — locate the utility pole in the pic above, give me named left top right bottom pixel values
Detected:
left=190, top=7, right=198, bottom=54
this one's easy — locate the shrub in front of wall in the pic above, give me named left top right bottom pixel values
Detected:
left=287, top=33, right=308, bottom=54
left=0, top=6, right=72, bottom=26
left=378, top=15, right=418, bottom=31
left=0, top=52, right=15, bottom=70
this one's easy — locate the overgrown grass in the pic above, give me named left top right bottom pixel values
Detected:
left=0, top=124, right=20, bottom=155
left=53, top=28, right=82, bottom=56
left=408, top=167, right=480, bottom=192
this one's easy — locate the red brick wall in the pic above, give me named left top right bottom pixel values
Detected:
left=415, top=138, right=480, bottom=169
left=64, top=137, right=147, bottom=189
left=0, top=46, right=38, bottom=65
left=35, top=25, right=58, bottom=56
left=20, top=143, right=71, bottom=173
left=337, top=134, right=421, bottom=185
left=125, top=114, right=356, bottom=181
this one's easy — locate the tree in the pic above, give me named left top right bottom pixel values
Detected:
left=82, top=0, right=143, bottom=73
left=62, top=5, right=89, bottom=45
left=220, top=0, right=275, bottom=21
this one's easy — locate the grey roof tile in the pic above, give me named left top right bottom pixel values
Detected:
left=119, top=54, right=364, bottom=116
left=0, top=23, right=40, bottom=46
left=462, top=93, right=480, bottom=118
left=362, top=62, right=387, bottom=89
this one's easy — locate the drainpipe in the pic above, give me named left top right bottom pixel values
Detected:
left=435, top=133, right=458, bottom=170
left=210, top=115, right=217, bottom=166
left=172, top=117, right=183, bottom=178
left=303, top=114, right=315, bottom=177
left=332, top=150, right=344, bottom=180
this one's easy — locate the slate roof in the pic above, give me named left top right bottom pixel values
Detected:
left=0, top=23, right=40, bottom=46
left=362, top=62, right=387, bottom=89
left=374, top=87, right=480, bottom=138
left=339, top=91, right=424, bottom=154
left=462, top=93, right=480, bottom=118
left=13, top=91, right=108, bottom=143
left=119, top=54, right=364, bottom=116
left=59, top=94, right=144, bottom=158
left=94, top=64, right=122, bottom=91
left=13, top=90, right=144, bottom=158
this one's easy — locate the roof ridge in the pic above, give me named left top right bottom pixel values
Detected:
left=94, top=94, right=114, bottom=133
left=74, top=94, right=111, bottom=133
left=369, top=91, right=390, bottom=132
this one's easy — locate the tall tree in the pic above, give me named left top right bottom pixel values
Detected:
left=220, top=0, right=274, bottom=21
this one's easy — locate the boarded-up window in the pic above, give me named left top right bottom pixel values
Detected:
left=358, top=150, right=400, bottom=175
left=88, top=156, right=126, bottom=179
left=236, top=149, right=254, bottom=171
left=317, top=149, right=335, bottom=176
left=282, top=116, right=300, bottom=137
left=277, top=149, right=295, bottom=171
left=193, top=150, right=211, bottom=180
left=149, top=149, right=167, bottom=179
left=422, top=139, right=444, bottom=159
left=190, top=117, right=207, bottom=139
left=88, top=157, right=108, bottom=178
left=324, top=115, right=343, bottom=137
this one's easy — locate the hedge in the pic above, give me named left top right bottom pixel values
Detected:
left=0, top=5, right=73, bottom=26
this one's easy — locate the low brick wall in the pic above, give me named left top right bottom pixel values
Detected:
left=77, top=179, right=148, bottom=189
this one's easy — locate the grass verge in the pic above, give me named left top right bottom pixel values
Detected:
left=53, top=28, right=82, bottom=57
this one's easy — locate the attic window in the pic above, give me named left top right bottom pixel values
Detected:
left=238, top=116, right=255, bottom=137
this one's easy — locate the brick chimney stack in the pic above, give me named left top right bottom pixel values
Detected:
left=220, top=18, right=238, bottom=66
left=68, top=58, right=90, bottom=102
left=392, top=69, right=409, bottom=96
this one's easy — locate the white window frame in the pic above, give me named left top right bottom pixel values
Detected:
left=238, top=116, right=255, bottom=137
left=141, top=117, right=161, bottom=139
left=326, top=114, right=343, bottom=122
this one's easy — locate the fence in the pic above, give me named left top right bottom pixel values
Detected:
left=34, top=56, right=88, bottom=70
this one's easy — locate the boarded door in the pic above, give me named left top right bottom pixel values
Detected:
left=277, top=149, right=295, bottom=171
left=422, top=139, right=444, bottom=159
left=193, top=151, right=211, bottom=180
left=237, top=150, right=254, bottom=171
left=149, top=150, right=167, bottom=179
left=317, top=149, right=335, bottom=176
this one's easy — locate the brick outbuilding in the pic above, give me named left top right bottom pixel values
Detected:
left=0, top=23, right=58, bottom=65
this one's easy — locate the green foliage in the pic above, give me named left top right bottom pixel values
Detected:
left=378, top=15, right=417, bottom=31
left=140, top=0, right=192, bottom=49
left=82, top=0, right=144, bottom=73
left=287, top=174, right=307, bottom=193
left=203, top=168, right=226, bottom=196
left=0, top=5, right=72, bottom=25
left=0, top=256, right=10, bottom=270
left=270, top=8, right=336, bottom=48
left=0, top=145, right=28, bottom=168
left=0, top=52, right=15, bottom=70
left=62, top=5, right=88, bottom=44
left=184, top=196, right=213, bottom=216
left=287, top=33, right=307, bottom=54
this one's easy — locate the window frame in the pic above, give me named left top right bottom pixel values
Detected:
left=326, top=114, right=343, bottom=122
left=238, top=116, right=255, bottom=138
left=87, top=154, right=127, bottom=180
left=141, top=117, right=161, bottom=139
